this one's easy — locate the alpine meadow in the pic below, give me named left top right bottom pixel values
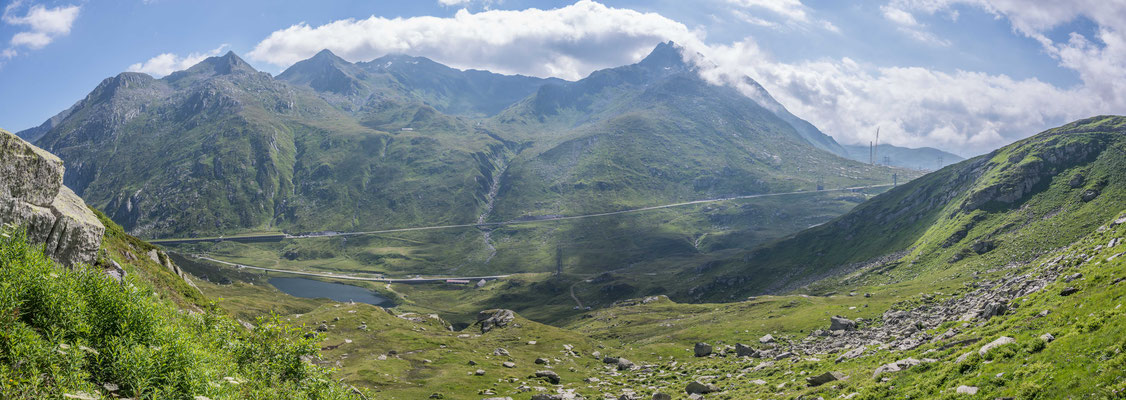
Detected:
left=1, top=1, right=1124, bottom=399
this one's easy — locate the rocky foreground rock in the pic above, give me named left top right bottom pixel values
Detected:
left=1, top=129, right=103, bottom=265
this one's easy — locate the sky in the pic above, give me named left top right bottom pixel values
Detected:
left=0, top=0, right=1122, bottom=157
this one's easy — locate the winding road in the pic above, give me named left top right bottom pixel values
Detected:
left=154, top=184, right=892, bottom=245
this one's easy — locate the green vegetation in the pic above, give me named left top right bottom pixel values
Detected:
left=160, top=116, right=1126, bottom=399
left=0, top=224, right=360, bottom=399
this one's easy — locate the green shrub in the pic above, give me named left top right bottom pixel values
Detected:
left=0, top=227, right=357, bottom=399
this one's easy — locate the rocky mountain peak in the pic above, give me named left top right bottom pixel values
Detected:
left=169, top=51, right=258, bottom=82
left=637, top=41, right=690, bottom=72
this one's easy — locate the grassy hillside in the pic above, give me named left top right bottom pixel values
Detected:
left=0, top=223, right=361, bottom=399
left=152, top=116, right=1126, bottom=399
left=693, top=115, right=1126, bottom=301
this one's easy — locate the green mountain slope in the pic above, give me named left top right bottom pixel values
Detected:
left=177, top=116, right=1126, bottom=399
left=26, top=52, right=508, bottom=239
left=692, top=115, right=1126, bottom=300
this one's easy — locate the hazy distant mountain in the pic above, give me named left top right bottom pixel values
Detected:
left=277, top=49, right=565, bottom=117
left=842, top=143, right=964, bottom=170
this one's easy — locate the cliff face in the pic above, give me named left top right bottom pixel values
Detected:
left=1, top=129, right=104, bottom=266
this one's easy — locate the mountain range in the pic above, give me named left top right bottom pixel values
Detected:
left=20, top=42, right=914, bottom=241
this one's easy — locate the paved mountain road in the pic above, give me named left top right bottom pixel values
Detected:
left=155, top=184, right=891, bottom=245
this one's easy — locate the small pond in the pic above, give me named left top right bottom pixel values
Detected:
left=269, top=277, right=394, bottom=306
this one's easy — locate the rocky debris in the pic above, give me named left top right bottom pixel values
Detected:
left=476, top=309, right=515, bottom=333
left=535, top=357, right=548, bottom=364
left=651, top=393, right=672, bottom=400
left=474, top=369, right=486, bottom=376
left=693, top=342, right=712, bottom=357
left=979, top=336, right=1015, bottom=356
left=1060, top=287, right=1080, bottom=296
left=830, top=316, right=857, bottom=331
left=534, top=370, right=561, bottom=384
left=735, top=343, right=757, bottom=357
left=1064, top=273, right=1083, bottom=282
left=0, top=129, right=104, bottom=266
left=1040, top=333, right=1055, bottom=343
left=502, top=361, right=516, bottom=368
left=806, top=371, right=846, bottom=386
left=774, top=351, right=795, bottom=360
left=956, top=385, right=979, bottom=395
left=493, top=348, right=510, bottom=356
left=530, top=395, right=560, bottom=400
left=1081, top=189, right=1100, bottom=202
left=602, top=356, right=619, bottom=364
left=1069, top=173, right=1086, bottom=188
left=759, top=334, right=775, bottom=344
left=685, top=381, right=718, bottom=395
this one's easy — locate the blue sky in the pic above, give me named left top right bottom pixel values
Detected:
left=1, top=0, right=1122, bottom=156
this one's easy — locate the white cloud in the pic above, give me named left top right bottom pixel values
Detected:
left=726, top=0, right=808, bottom=22
left=725, top=0, right=839, bottom=33
left=438, top=0, right=471, bottom=5
left=128, top=44, right=231, bottom=77
left=248, top=0, right=706, bottom=81
left=879, top=1, right=1126, bottom=139
left=245, top=0, right=1123, bottom=156
left=880, top=5, right=951, bottom=46
left=2, top=2, right=80, bottom=53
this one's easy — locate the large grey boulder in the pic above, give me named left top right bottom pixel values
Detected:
left=830, top=316, right=857, bottom=331
left=0, top=129, right=103, bottom=266
left=693, top=342, right=712, bottom=357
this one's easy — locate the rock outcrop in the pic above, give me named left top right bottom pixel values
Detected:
left=476, top=309, right=516, bottom=333
left=1, top=129, right=103, bottom=265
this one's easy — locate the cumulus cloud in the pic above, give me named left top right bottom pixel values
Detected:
left=694, top=39, right=1100, bottom=155
left=438, top=0, right=471, bottom=5
left=249, top=0, right=705, bottom=81
left=246, top=0, right=1122, bottom=156
left=127, top=44, right=230, bottom=77
left=2, top=1, right=80, bottom=56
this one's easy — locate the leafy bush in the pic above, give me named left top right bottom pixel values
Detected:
left=0, top=226, right=357, bottom=399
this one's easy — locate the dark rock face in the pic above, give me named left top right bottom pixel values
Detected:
left=735, top=343, right=757, bottom=357
left=1069, top=173, right=1085, bottom=188
left=806, top=371, right=845, bottom=386
left=693, top=342, right=713, bottom=357
left=685, top=381, right=718, bottom=394
left=534, top=370, right=560, bottom=384
left=1082, top=189, right=1100, bottom=202
left=0, top=129, right=104, bottom=266
left=476, top=309, right=515, bottom=333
